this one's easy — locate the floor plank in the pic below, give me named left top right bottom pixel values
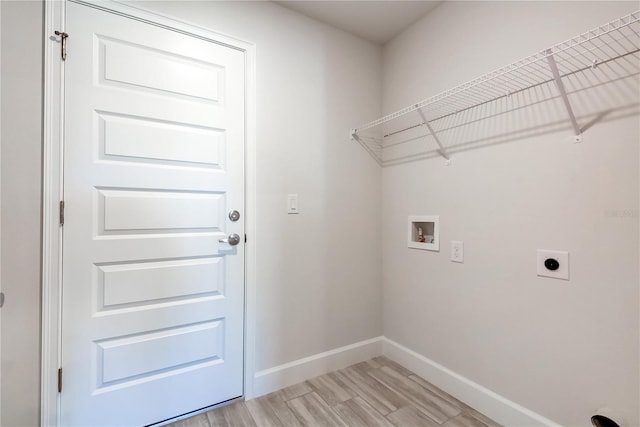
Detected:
left=168, top=357, right=501, bottom=427
left=277, top=382, right=313, bottom=402
left=169, top=413, right=211, bottom=427
left=286, top=392, right=347, bottom=426
left=349, top=359, right=381, bottom=373
left=245, top=393, right=303, bottom=427
left=372, top=356, right=415, bottom=377
left=409, top=375, right=499, bottom=427
left=338, top=366, right=408, bottom=415
left=408, top=375, right=465, bottom=408
left=306, top=372, right=357, bottom=406
left=460, top=406, right=502, bottom=427
left=333, top=396, right=395, bottom=427
left=369, top=366, right=462, bottom=423
left=386, top=406, right=441, bottom=427
left=207, top=401, right=257, bottom=427
left=442, top=413, right=491, bottom=427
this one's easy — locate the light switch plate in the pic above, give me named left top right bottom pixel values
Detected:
left=537, top=249, right=569, bottom=280
left=287, top=194, right=299, bottom=214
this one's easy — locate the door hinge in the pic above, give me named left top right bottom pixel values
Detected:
left=58, top=368, right=62, bottom=393
left=59, top=201, right=65, bottom=226
left=245, top=234, right=247, bottom=243
left=54, top=31, right=69, bottom=61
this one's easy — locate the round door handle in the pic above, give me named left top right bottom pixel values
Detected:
left=219, top=233, right=241, bottom=246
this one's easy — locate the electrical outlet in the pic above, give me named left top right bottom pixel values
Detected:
left=451, top=240, right=464, bottom=263
left=537, top=249, right=569, bottom=280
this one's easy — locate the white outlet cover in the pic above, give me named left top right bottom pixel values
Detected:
left=451, top=240, right=464, bottom=263
left=537, top=249, right=569, bottom=280
left=287, top=194, right=299, bottom=214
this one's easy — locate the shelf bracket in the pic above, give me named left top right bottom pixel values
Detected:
left=546, top=49, right=582, bottom=142
left=350, top=129, right=383, bottom=166
left=416, top=108, right=451, bottom=164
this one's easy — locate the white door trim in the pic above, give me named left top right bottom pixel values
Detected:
left=0, top=0, right=3, bottom=422
left=41, top=1, right=257, bottom=425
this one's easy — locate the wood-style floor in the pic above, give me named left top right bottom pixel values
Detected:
left=168, top=356, right=501, bottom=427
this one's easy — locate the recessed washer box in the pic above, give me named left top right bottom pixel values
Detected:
left=537, top=249, right=569, bottom=280
left=408, top=216, right=439, bottom=251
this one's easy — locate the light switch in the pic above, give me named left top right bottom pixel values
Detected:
left=287, top=194, right=299, bottom=214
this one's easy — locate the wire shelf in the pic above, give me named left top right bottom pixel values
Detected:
left=351, top=11, right=640, bottom=166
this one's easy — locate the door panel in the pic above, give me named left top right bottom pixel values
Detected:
left=61, top=3, right=245, bottom=426
left=99, top=37, right=223, bottom=101
left=98, top=189, right=224, bottom=232
left=99, top=113, right=225, bottom=167
left=96, top=320, right=224, bottom=386
left=98, top=257, right=224, bottom=308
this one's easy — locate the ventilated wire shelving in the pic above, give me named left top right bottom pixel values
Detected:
left=351, top=11, right=640, bottom=166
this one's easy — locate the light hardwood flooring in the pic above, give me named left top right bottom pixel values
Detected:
left=168, top=357, right=501, bottom=427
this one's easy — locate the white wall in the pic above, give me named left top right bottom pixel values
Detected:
left=0, top=1, right=383, bottom=424
left=3, top=1, right=636, bottom=425
left=0, top=1, right=44, bottom=426
left=136, top=0, right=383, bottom=372
left=382, top=2, right=639, bottom=426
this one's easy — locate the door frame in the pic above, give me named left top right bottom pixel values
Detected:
left=0, top=1, right=3, bottom=423
left=41, top=1, right=257, bottom=425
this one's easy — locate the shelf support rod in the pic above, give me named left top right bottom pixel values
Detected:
left=546, top=49, right=582, bottom=142
left=416, top=108, right=450, bottom=162
left=350, top=129, right=383, bottom=166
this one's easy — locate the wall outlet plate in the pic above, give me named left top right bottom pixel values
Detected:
left=287, top=194, right=299, bottom=214
left=451, top=240, right=463, bottom=263
left=537, top=249, right=569, bottom=280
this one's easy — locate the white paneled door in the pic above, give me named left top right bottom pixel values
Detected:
left=61, top=3, right=245, bottom=425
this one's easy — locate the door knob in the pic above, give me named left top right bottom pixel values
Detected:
left=219, top=233, right=241, bottom=246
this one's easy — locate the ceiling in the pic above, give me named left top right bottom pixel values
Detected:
left=273, top=1, right=443, bottom=45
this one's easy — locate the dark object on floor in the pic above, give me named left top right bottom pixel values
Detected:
left=591, top=415, right=620, bottom=427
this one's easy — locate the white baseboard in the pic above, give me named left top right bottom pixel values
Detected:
left=382, top=338, right=561, bottom=427
left=250, top=336, right=384, bottom=399
left=250, top=335, right=559, bottom=427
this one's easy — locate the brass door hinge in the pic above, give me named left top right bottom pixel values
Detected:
left=60, top=201, right=65, bottom=226
left=58, top=368, right=62, bottom=393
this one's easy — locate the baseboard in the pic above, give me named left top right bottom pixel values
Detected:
left=382, top=338, right=561, bottom=427
left=250, top=336, right=384, bottom=399
left=250, top=335, right=560, bottom=426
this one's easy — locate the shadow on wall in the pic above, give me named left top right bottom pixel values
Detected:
left=355, top=40, right=640, bottom=167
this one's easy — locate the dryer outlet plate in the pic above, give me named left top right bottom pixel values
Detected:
left=537, top=249, right=569, bottom=280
